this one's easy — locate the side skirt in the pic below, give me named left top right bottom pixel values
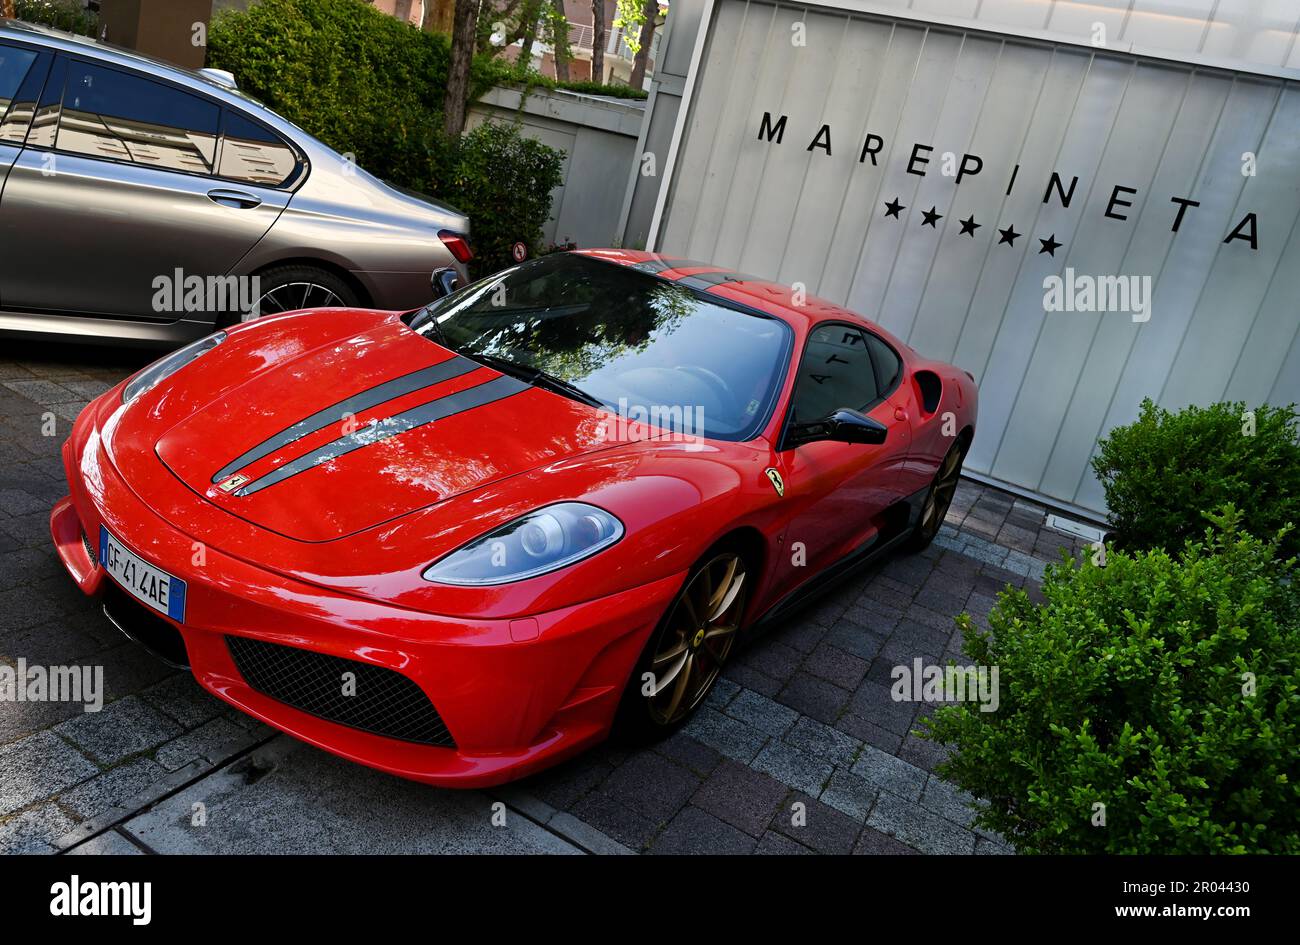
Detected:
left=745, top=484, right=929, bottom=640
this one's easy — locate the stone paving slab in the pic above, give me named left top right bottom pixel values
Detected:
left=65, top=828, right=144, bottom=855
left=0, top=801, right=77, bottom=855
left=55, top=695, right=185, bottom=766
left=0, top=730, right=99, bottom=818
left=122, top=737, right=581, bottom=855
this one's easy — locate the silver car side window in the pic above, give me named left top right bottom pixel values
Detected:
left=22, top=54, right=63, bottom=149
left=217, top=109, right=296, bottom=187
left=0, top=44, right=40, bottom=144
left=0, top=44, right=37, bottom=122
left=57, top=61, right=220, bottom=175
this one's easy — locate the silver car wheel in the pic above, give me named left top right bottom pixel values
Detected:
left=248, top=282, right=346, bottom=320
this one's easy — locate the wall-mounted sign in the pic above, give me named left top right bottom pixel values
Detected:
left=754, top=111, right=1261, bottom=252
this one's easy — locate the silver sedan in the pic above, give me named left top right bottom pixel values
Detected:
left=0, top=21, right=470, bottom=346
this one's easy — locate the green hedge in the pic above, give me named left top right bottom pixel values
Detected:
left=922, top=508, right=1300, bottom=854
left=447, top=122, right=562, bottom=277
left=506, top=76, right=648, bottom=100
left=14, top=0, right=98, bottom=35
left=207, top=0, right=561, bottom=276
left=1092, top=398, right=1300, bottom=559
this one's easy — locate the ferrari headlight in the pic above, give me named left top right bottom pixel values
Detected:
left=122, top=331, right=226, bottom=404
left=423, top=502, right=624, bottom=586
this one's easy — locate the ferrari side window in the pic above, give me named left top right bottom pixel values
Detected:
left=791, top=325, right=879, bottom=424
left=866, top=332, right=902, bottom=396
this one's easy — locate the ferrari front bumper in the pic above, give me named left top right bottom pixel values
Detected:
left=52, top=434, right=682, bottom=788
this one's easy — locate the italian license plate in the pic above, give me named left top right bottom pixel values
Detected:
left=99, top=525, right=186, bottom=622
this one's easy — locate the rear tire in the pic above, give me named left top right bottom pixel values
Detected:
left=613, top=541, right=751, bottom=745
left=903, top=439, right=967, bottom=553
left=218, top=264, right=359, bottom=327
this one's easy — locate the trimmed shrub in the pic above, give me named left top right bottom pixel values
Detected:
left=449, top=121, right=563, bottom=277
left=506, top=75, right=649, bottom=100
left=207, top=0, right=560, bottom=275
left=1092, top=398, right=1300, bottom=559
left=922, top=508, right=1300, bottom=854
left=554, top=79, right=647, bottom=99
left=14, top=0, right=98, bottom=35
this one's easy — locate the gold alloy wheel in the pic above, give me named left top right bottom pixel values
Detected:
left=646, top=552, right=748, bottom=725
left=920, top=444, right=964, bottom=537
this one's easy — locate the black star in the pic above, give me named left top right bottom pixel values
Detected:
left=997, top=225, right=1020, bottom=246
left=884, top=198, right=905, bottom=218
left=1038, top=234, right=1062, bottom=256
left=958, top=215, right=980, bottom=237
left=921, top=206, right=942, bottom=227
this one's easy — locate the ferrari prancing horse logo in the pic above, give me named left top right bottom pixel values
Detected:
left=765, top=467, right=784, bottom=497
left=217, top=473, right=249, bottom=493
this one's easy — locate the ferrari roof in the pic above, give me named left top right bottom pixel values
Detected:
left=574, top=248, right=897, bottom=343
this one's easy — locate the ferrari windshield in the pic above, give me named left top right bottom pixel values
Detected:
left=410, top=254, right=792, bottom=441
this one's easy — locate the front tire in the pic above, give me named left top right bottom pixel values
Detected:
left=613, top=544, right=750, bottom=744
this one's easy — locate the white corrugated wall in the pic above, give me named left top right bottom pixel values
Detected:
left=652, top=0, right=1300, bottom=513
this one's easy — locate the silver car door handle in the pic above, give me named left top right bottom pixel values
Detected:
left=207, top=188, right=263, bottom=209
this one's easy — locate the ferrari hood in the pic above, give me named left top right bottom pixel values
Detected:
left=153, top=319, right=612, bottom=542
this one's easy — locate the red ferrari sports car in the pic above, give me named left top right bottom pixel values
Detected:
left=51, top=249, right=977, bottom=787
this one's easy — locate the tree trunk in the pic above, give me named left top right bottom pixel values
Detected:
left=0, top=0, right=16, bottom=21
left=628, top=0, right=658, bottom=90
left=550, top=0, right=570, bottom=82
left=443, top=0, right=479, bottom=138
left=423, top=0, right=456, bottom=34
left=590, top=0, right=606, bottom=85
left=519, top=1, right=540, bottom=66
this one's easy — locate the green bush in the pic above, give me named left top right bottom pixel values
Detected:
left=207, top=0, right=559, bottom=276
left=450, top=122, right=563, bottom=277
left=554, top=79, right=647, bottom=99
left=505, top=75, right=648, bottom=100
left=1092, top=398, right=1300, bottom=559
left=922, top=508, right=1300, bottom=854
left=14, top=0, right=98, bottom=36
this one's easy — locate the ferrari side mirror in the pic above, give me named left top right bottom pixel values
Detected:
left=829, top=409, right=888, bottom=444
left=789, top=408, right=888, bottom=447
left=431, top=267, right=461, bottom=298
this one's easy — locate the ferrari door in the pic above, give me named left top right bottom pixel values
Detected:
left=766, top=323, right=912, bottom=601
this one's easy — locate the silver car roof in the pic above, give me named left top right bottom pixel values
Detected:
left=0, top=19, right=469, bottom=224
left=0, top=20, right=298, bottom=132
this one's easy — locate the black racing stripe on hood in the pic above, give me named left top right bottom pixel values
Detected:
left=212, top=355, right=478, bottom=483
left=675, top=270, right=767, bottom=290
left=629, top=258, right=723, bottom=275
left=234, top=374, right=529, bottom=497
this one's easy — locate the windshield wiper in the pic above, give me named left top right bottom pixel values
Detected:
left=465, top=352, right=605, bottom=409
left=408, top=302, right=445, bottom=338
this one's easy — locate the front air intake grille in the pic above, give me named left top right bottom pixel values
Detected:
left=102, top=582, right=189, bottom=668
left=82, top=530, right=98, bottom=567
left=225, top=636, right=455, bottom=748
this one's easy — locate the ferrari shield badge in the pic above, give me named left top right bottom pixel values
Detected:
left=217, top=474, right=249, bottom=494
left=764, top=467, right=784, bottom=497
